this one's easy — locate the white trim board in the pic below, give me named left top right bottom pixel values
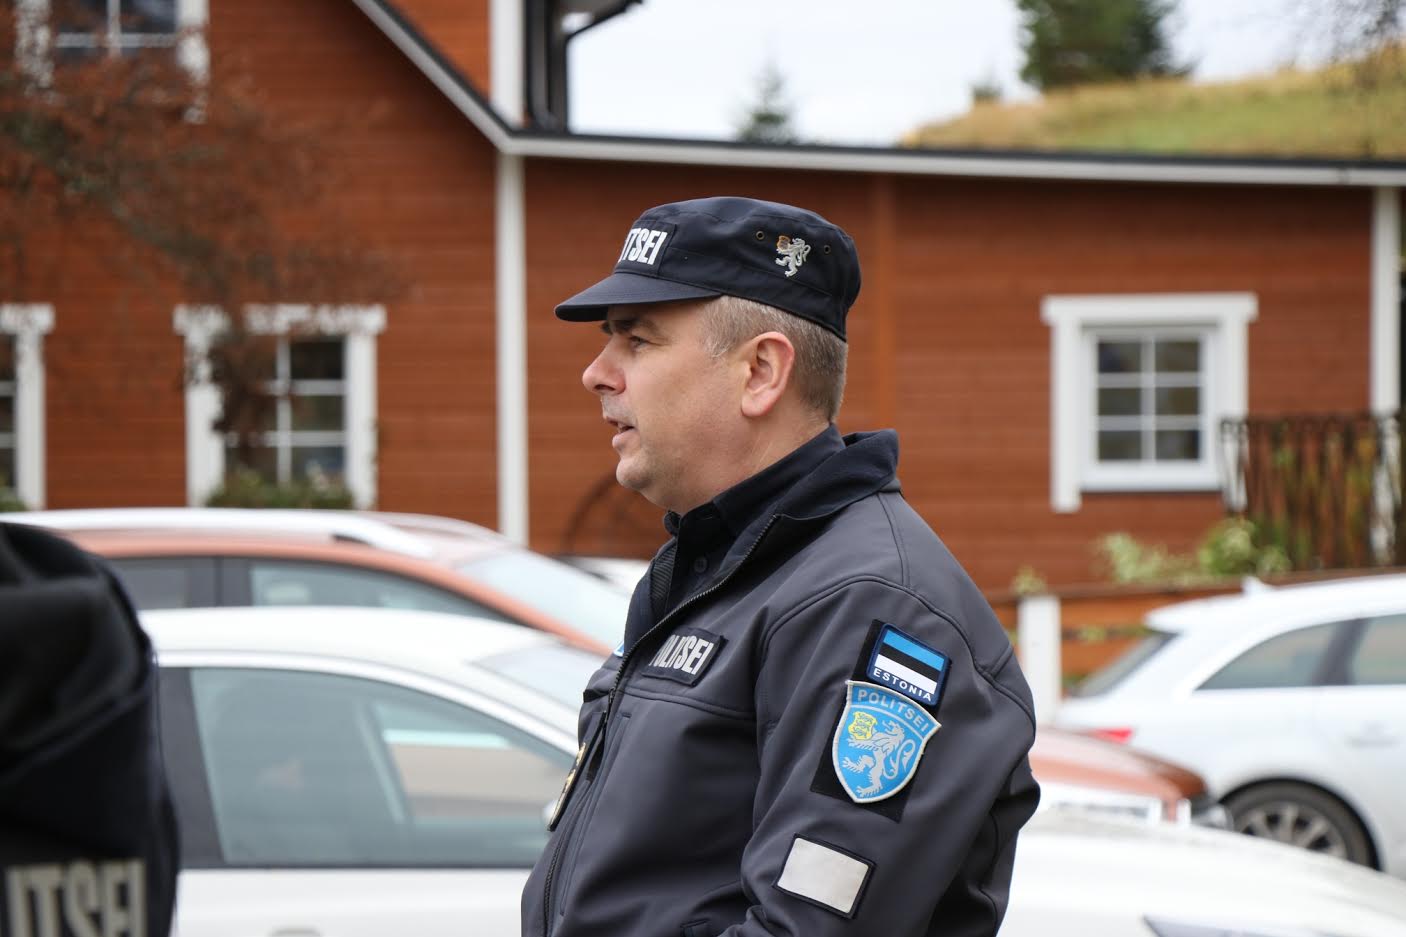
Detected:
left=1371, top=187, right=1401, bottom=414
left=0, top=303, right=55, bottom=509
left=173, top=305, right=386, bottom=508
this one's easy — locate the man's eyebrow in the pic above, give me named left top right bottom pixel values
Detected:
left=602, top=316, right=661, bottom=337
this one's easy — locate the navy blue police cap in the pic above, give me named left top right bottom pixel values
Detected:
left=554, top=196, right=862, bottom=341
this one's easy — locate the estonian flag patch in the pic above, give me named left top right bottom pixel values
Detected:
left=865, top=623, right=949, bottom=711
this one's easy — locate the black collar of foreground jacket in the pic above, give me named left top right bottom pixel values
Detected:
left=664, top=424, right=847, bottom=542
left=664, top=425, right=901, bottom=582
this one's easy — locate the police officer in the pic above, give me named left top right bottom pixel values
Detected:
left=1, top=522, right=180, bottom=937
left=521, top=196, right=1039, bottom=937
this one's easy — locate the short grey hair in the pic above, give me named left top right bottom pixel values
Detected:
left=701, top=294, right=847, bottom=421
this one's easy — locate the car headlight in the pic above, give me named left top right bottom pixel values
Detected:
left=1146, top=916, right=1344, bottom=937
left=1037, top=781, right=1168, bottom=824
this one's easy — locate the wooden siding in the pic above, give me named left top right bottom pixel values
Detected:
left=30, top=0, right=501, bottom=523
left=216, top=0, right=502, bottom=527
left=15, top=1, right=1383, bottom=592
left=389, top=0, right=493, bottom=98
left=524, top=170, right=1374, bottom=589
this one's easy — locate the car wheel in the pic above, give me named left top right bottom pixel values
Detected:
left=1224, top=783, right=1374, bottom=867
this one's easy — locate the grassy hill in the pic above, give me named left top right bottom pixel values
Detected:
left=902, top=52, right=1406, bottom=159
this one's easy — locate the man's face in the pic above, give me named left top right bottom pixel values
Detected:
left=582, top=300, right=739, bottom=512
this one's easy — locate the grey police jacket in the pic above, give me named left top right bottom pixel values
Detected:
left=521, top=431, right=1040, bottom=937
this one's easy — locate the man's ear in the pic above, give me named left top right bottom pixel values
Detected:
left=739, top=332, right=796, bottom=419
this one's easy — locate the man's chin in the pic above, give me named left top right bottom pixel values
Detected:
left=615, top=462, right=669, bottom=508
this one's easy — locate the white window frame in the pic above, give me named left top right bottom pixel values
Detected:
left=14, top=0, right=208, bottom=84
left=1042, top=293, right=1256, bottom=513
left=0, top=304, right=55, bottom=509
left=174, top=304, right=385, bottom=508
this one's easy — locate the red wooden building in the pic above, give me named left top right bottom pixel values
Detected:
left=4, top=0, right=1403, bottom=589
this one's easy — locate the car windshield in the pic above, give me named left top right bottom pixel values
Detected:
left=1068, top=630, right=1176, bottom=697
left=476, top=643, right=608, bottom=709
left=458, top=551, right=629, bottom=648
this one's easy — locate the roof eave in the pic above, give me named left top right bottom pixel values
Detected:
left=354, top=0, right=1406, bottom=188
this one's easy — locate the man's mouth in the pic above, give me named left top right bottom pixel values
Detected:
left=605, top=417, right=636, bottom=441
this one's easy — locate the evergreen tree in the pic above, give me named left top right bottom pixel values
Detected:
left=735, top=62, right=799, bottom=145
left=1017, top=0, right=1188, bottom=91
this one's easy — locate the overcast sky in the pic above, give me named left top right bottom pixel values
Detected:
left=568, top=0, right=1354, bottom=145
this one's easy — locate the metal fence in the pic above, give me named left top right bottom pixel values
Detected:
left=1220, top=413, right=1404, bottom=570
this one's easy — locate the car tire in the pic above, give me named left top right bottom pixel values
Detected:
left=1224, top=782, right=1374, bottom=867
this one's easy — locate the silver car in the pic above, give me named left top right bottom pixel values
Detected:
left=1055, top=574, right=1406, bottom=875
left=145, top=605, right=1406, bottom=936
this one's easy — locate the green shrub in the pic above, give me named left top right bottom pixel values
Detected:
left=1094, top=531, right=1199, bottom=584
left=204, top=466, right=354, bottom=509
left=1196, top=517, right=1291, bottom=577
left=1094, top=516, right=1293, bottom=585
left=0, top=486, right=27, bottom=512
left=1010, top=565, right=1049, bottom=595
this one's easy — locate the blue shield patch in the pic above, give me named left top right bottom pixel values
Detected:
left=832, top=681, right=941, bottom=804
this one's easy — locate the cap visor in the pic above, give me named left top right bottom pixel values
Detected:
left=554, top=272, right=720, bottom=321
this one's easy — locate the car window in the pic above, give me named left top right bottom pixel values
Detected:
left=248, top=559, right=512, bottom=622
left=107, top=556, right=216, bottom=609
left=1198, top=622, right=1338, bottom=691
left=1348, top=614, right=1406, bottom=686
left=189, top=667, right=572, bottom=868
left=476, top=644, right=607, bottom=709
left=458, top=551, right=629, bottom=647
left=1068, top=631, right=1175, bottom=697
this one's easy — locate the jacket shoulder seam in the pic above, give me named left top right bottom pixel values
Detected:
left=876, top=492, right=911, bottom=588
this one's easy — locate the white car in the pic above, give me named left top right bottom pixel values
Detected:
left=146, top=606, right=1406, bottom=937
left=1054, top=574, right=1406, bottom=876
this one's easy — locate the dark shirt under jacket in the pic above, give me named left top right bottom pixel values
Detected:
left=637, top=424, right=845, bottom=644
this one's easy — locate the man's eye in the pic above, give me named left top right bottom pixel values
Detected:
left=628, top=335, right=648, bottom=348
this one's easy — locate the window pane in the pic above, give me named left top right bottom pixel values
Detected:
left=107, top=557, right=211, bottom=610
left=1199, top=623, right=1338, bottom=690
left=55, top=0, right=107, bottom=35
left=1070, top=632, right=1176, bottom=698
left=291, top=395, right=344, bottom=432
left=0, top=399, right=13, bottom=435
left=120, top=0, right=176, bottom=34
left=373, top=699, right=568, bottom=849
left=0, top=340, right=13, bottom=381
left=292, top=445, right=345, bottom=481
left=290, top=340, right=344, bottom=381
left=1097, top=341, right=1142, bottom=375
left=1154, top=340, right=1200, bottom=374
left=189, top=668, right=572, bottom=867
left=226, top=444, right=278, bottom=482
left=1155, top=385, right=1200, bottom=417
left=248, top=559, right=513, bottom=621
left=0, top=446, right=14, bottom=491
left=1154, top=429, right=1200, bottom=461
left=458, top=551, right=632, bottom=649
left=1098, top=387, right=1142, bottom=417
left=1348, top=614, right=1406, bottom=685
left=1098, top=430, right=1143, bottom=461
left=477, top=645, right=608, bottom=710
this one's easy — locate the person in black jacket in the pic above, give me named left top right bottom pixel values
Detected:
left=521, top=196, right=1039, bottom=937
left=0, top=522, right=180, bottom=937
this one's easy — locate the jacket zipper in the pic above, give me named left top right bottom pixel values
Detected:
left=541, top=516, right=781, bottom=937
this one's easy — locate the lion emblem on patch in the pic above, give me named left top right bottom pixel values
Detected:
left=832, top=681, right=941, bottom=803
left=774, top=235, right=810, bottom=277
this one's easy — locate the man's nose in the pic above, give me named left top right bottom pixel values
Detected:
left=582, top=345, right=621, bottom=395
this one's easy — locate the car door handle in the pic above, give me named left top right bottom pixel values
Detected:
left=1345, top=724, right=1399, bottom=747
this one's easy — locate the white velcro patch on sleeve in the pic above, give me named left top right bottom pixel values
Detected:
left=774, top=836, right=873, bottom=918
